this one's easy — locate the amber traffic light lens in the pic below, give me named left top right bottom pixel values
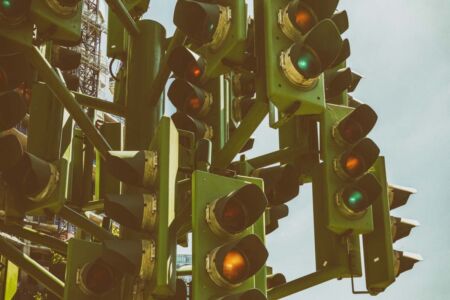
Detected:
left=288, top=2, right=316, bottom=34
left=343, top=154, right=365, bottom=177
left=82, top=261, right=114, bottom=295
left=222, top=250, right=248, bottom=283
left=222, top=200, right=246, bottom=233
left=190, top=63, right=202, bottom=79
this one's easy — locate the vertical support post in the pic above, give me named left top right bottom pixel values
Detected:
left=125, top=20, right=166, bottom=151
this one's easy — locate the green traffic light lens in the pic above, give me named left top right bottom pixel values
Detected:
left=290, top=46, right=321, bottom=79
left=2, top=0, right=11, bottom=9
left=342, top=189, right=369, bottom=213
left=0, top=0, right=31, bottom=22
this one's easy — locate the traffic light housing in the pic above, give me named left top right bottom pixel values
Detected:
left=363, top=157, right=422, bottom=295
left=0, top=1, right=33, bottom=47
left=260, top=0, right=345, bottom=116
left=64, top=238, right=154, bottom=300
left=103, top=116, right=179, bottom=295
left=192, top=171, right=268, bottom=299
left=320, top=103, right=381, bottom=234
left=30, top=0, right=83, bottom=45
left=173, top=0, right=248, bottom=77
left=0, top=134, right=68, bottom=216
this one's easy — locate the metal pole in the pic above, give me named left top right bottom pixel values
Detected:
left=26, top=46, right=113, bottom=160
left=104, top=0, right=140, bottom=36
left=57, top=205, right=117, bottom=241
left=247, top=147, right=304, bottom=169
left=146, top=30, right=186, bottom=107
left=74, top=92, right=126, bottom=117
left=0, top=237, right=65, bottom=299
left=212, top=101, right=269, bottom=169
left=268, top=267, right=345, bottom=299
left=0, top=223, right=67, bottom=255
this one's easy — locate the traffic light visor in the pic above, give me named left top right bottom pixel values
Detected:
left=339, top=138, right=380, bottom=179
left=208, top=184, right=267, bottom=236
left=174, top=0, right=221, bottom=45
left=168, top=46, right=206, bottom=85
left=335, top=104, right=377, bottom=145
left=0, top=90, right=27, bottom=131
left=338, top=173, right=381, bottom=217
left=168, top=79, right=212, bottom=118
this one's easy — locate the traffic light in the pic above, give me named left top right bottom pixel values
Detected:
left=363, top=157, right=421, bottom=295
left=265, top=204, right=289, bottom=235
left=0, top=0, right=33, bottom=47
left=260, top=0, right=345, bottom=116
left=168, top=46, right=225, bottom=151
left=0, top=134, right=68, bottom=215
left=173, top=0, right=248, bottom=77
left=64, top=238, right=153, bottom=300
left=103, top=117, right=179, bottom=295
left=30, top=0, right=83, bottom=45
left=252, top=164, right=299, bottom=206
left=320, top=103, right=381, bottom=234
left=192, top=171, right=268, bottom=299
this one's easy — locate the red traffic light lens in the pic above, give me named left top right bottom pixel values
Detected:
left=81, top=260, right=114, bottom=295
left=340, top=119, right=364, bottom=144
left=222, top=200, right=246, bottom=233
left=222, top=250, right=248, bottom=283
left=343, top=154, right=365, bottom=177
left=190, top=63, right=202, bottom=79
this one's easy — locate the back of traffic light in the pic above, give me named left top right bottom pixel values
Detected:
left=257, top=0, right=347, bottom=117
left=363, top=157, right=421, bottom=295
left=192, top=171, right=269, bottom=299
left=102, top=116, right=179, bottom=296
left=168, top=46, right=229, bottom=154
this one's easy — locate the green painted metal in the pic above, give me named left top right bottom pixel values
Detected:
left=212, top=100, right=268, bottom=169
left=268, top=266, right=346, bottom=300
left=0, top=237, right=64, bottom=299
left=68, top=127, right=85, bottom=207
left=27, top=46, right=113, bottom=160
left=74, top=92, right=125, bottom=117
left=57, top=205, right=117, bottom=241
left=123, top=0, right=151, bottom=18
left=104, top=0, right=140, bottom=36
left=320, top=104, right=374, bottom=234
left=256, top=0, right=326, bottom=116
left=0, top=223, right=67, bottom=256
left=191, top=171, right=266, bottom=299
left=30, top=0, right=82, bottom=45
left=3, top=260, right=18, bottom=300
left=278, top=116, right=319, bottom=183
left=95, top=122, right=122, bottom=201
left=125, top=20, right=165, bottom=151
left=28, top=82, right=64, bottom=162
left=362, top=157, right=396, bottom=295
left=150, top=116, right=179, bottom=296
left=107, top=7, right=128, bottom=59
left=0, top=21, right=33, bottom=48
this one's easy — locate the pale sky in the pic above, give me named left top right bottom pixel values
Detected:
left=144, top=0, right=450, bottom=299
